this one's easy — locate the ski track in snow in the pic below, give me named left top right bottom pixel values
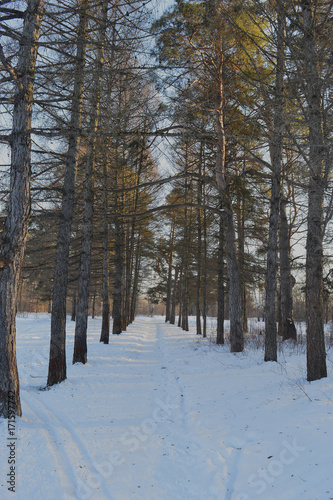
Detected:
left=21, top=390, right=114, bottom=500
left=1, top=314, right=333, bottom=500
left=150, top=320, right=252, bottom=500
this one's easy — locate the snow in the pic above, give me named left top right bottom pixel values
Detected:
left=1, top=314, right=333, bottom=500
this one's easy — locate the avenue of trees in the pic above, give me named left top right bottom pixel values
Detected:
left=1, top=0, right=333, bottom=417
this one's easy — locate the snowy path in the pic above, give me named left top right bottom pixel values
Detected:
left=1, top=315, right=333, bottom=500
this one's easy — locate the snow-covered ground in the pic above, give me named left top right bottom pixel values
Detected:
left=1, top=314, right=333, bottom=500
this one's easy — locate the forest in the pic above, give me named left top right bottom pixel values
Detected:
left=1, top=0, right=333, bottom=420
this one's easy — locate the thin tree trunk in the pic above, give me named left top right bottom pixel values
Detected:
left=73, top=2, right=107, bottom=364
left=91, top=292, right=96, bottom=319
left=215, top=40, right=243, bottom=352
left=100, top=236, right=110, bottom=343
left=113, top=186, right=123, bottom=335
left=280, top=197, right=296, bottom=341
left=0, top=0, right=45, bottom=417
left=177, top=266, right=183, bottom=328
left=237, top=167, right=248, bottom=333
left=264, top=0, right=285, bottom=362
left=48, top=0, right=89, bottom=385
left=71, top=294, right=76, bottom=322
left=130, top=232, right=141, bottom=324
left=123, top=221, right=130, bottom=329
left=217, top=213, right=225, bottom=344
left=100, top=155, right=110, bottom=344
left=202, top=184, right=207, bottom=338
left=165, top=223, right=175, bottom=323
left=181, top=179, right=189, bottom=332
left=196, top=157, right=202, bottom=335
left=302, top=0, right=327, bottom=381
left=170, top=266, right=178, bottom=325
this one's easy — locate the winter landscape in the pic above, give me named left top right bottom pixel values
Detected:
left=1, top=1, right=333, bottom=499
left=1, top=314, right=332, bottom=500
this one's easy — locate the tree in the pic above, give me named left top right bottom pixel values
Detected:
left=300, top=0, right=329, bottom=381
left=73, top=0, right=108, bottom=364
left=264, top=0, right=286, bottom=362
left=47, top=0, right=90, bottom=385
left=0, top=0, right=45, bottom=417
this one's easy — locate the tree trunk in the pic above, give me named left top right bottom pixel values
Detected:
left=196, top=155, right=202, bottom=335
left=73, top=2, right=107, bottom=364
left=48, top=0, right=89, bottom=385
left=215, top=40, right=243, bottom=352
left=302, top=0, right=327, bottom=381
left=170, top=266, right=178, bottom=325
left=202, top=184, right=207, bottom=338
left=177, top=266, right=183, bottom=328
left=100, top=238, right=110, bottom=343
left=91, top=292, right=96, bottom=319
left=180, top=156, right=189, bottom=332
left=130, top=232, right=141, bottom=324
left=280, top=197, right=296, bottom=341
left=123, top=221, right=130, bottom=329
left=71, top=294, right=76, bottom=322
left=264, top=0, right=285, bottom=362
left=166, top=223, right=175, bottom=323
left=100, top=155, right=110, bottom=344
left=181, top=202, right=189, bottom=332
left=236, top=170, right=248, bottom=334
left=0, top=0, right=45, bottom=418
left=113, top=203, right=123, bottom=335
left=217, top=213, right=225, bottom=344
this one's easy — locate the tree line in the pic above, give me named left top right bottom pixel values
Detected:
left=1, top=0, right=333, bottom=418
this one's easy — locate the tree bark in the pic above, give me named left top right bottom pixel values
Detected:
left=166, top=223, right=175, bottom=323
left=130, top=232, right=141, bottom=324
left=202, top=184, right=207, bottom=338
left=236, top=169, right=248, bottom=333
left=73, top=2, right=107, bottom=364
left=170, top=266, right=178, bottom=325
left=0, top=0, right=45, bottom=418
left=215, top=36, right=243, bottom=352
left=113, top=203, right=123, bottom=335
left=181, top=185, right=189, bottom=332
left=100, top=156, right=110, bottom=344
left=217, top=213, right=225, bottom=344
left=264, top=0, right=285, bottom=362
left=279, top=197, right=296, bottom=341
left=71, top=294, right=76, bottom=322
left=195, top=152, right=203, bottom=334
left=177, top=265, right=183, bottom=328
left=48, top=0, right=89, bottom=385
left=302, top=0, right=327, bottom=381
